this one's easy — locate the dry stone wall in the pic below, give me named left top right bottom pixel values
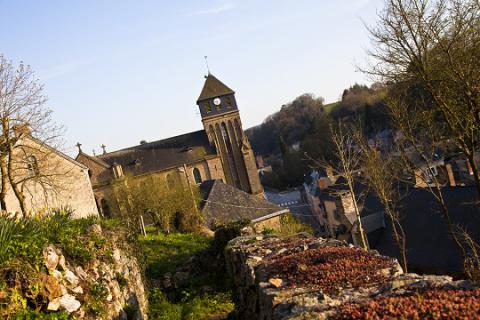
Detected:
left=41, top=224, right=147, bottom=319
left=225, top=233, right=480, bottom=319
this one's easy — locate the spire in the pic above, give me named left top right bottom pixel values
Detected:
left=101, top=144, right=107, bottom=155
left=76, top=142, right=82, bottom=153
left=197, top=74, right=235, bottom=103
left=204, top=56, right=211, bottom=75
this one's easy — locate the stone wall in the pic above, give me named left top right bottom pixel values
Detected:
left=41, top=224, right=147, bottom=319
left=225, top=233, right=479, bottom=319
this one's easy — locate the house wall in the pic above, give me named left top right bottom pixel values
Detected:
left=3, top=136, right=98, bottom=218
left=323, top=199, right=340, bottom=237
left=252, top=215, right=281, bottom=231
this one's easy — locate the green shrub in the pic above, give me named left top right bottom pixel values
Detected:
left=148, top=288, right=182, bottom=320
left=0, top=212, right=124, bottom=318
left=123, top=303, right=138, bottom=319
left=278, top=214, right=313, bottom=236
left=12, top=310, right=70, bottom=320
left=212, top=220, right=251, bottom=253
left=0, top=215, right=43, bottom=264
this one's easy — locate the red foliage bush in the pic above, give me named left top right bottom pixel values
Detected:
left=264, top=246, right=395, bottom=294
left=335, top=288, right=480, bottom=319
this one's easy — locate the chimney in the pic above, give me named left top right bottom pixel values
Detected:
left=12, top=124, right=31, bottom=137
left=445, top=164, right=456, bottom=187
left=112, top=162, right=124, bottom=179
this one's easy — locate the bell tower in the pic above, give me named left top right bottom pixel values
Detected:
left=197, top=74, right=263, bottom=195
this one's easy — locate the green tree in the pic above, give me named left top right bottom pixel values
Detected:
left=112, top=174, right=202, bottom=234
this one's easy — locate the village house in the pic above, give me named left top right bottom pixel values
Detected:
left=303, top=155, right=480, bottom=274
left=76, top=74, right=286, bottom=227
left=1, top=125, right=98, bottom=218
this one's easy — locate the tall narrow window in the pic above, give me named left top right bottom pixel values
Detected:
left=205, top=102, right=212, bottom=113
left=225, top=97, right=232, bottom=108
left=193, top=168, right=202, bottom=184
left=27, top=155, right=39, bottom=176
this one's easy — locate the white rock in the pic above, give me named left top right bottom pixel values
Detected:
left=64, top=270, right=79, bottom=287
left=58, top=255, right=67, bottom=270
left=60, top=285, right=68, bottom=296
left=75, top=266, right=88, bottom=281
left=43, top=245, right=59, bottom=272
left=60, top=294, right=81, bottom=313
left=113, top=248, right=122, bottom=263
left=89, top=224, right=102, bottom=235
left=72, top=286, right=84, bottom=294
left=52, top=270, right=62, bottom=280
left=47, top=297, right=61, bottom=311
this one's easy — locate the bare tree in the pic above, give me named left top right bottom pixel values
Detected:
left=365, top=0, right=480, bottom=201
left=0, top=54, right=65, bottom=215
left=308, top=123, right=369, bottom=250
left=388, top=93, right=479, bottom=279
left=353, top=127, right=409, bottom=272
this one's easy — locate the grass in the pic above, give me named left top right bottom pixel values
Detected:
left=140, top=231, right=211, bottom=279
left=139, top=230, right=236, bottom=320
left=324, top=101, right=339, bottom=113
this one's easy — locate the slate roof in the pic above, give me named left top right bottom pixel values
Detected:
left=97, top=130, right=217, bottom=176
left=372, top=186, right=480, bottom=274
left=199, top=180, right=286, bottom=227
left=197, top=74, right=235, bottom=103
left=76, top=151, right=111, bottom=168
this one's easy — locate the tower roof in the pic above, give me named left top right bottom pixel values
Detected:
left=197, top=74, right=235, bottom=103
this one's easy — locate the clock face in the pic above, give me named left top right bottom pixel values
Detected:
left=213, top=97, right=221, bottom=106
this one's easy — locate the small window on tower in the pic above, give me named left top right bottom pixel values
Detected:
left=205, top=102, right=212, bottom=113
left=225, top=97, right=232, bottom=108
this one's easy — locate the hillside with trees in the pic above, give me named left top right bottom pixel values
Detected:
left=247, top=84, right=390, bottom=189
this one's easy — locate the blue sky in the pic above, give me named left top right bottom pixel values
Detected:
left=0, top=0, right=383, bottom=156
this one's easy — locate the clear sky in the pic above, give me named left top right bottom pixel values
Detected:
left=0, top=0, right=383, bottom=156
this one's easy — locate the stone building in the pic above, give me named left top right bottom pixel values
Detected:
left=2, top=127, right=98, bottom=218
left=76, top=74, right=264, bottom=217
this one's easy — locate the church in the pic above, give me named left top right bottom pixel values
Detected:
left=76, top=74, right=280, bottom=223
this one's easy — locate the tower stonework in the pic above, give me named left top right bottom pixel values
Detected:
left=197, top=74, right=263, bottom=195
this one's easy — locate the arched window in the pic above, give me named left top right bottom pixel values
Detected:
left=205, top=102, right=212, bottom=113
left=193, top=168, right=202, bottom=184
left=101, top=199, right=111, bottom=217
left=27, top=155, right=39, bottom=176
